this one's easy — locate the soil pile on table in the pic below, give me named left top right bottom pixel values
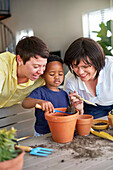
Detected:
left=32, top=128, right=113, bottom=159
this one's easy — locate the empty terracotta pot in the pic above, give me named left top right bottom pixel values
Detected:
left=76, top=114, right=93, bottom=136
left=45, top=107, right=79, bottom=143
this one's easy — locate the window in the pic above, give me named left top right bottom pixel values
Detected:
left=82, top=8, right=113, bottom=41
left=16, top=28, right=34, bottom=44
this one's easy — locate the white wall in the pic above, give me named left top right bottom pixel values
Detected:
left=2, top=0, right=110, bottom=73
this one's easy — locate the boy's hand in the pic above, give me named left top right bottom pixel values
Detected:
left=37, top=100, right=54, bottom=113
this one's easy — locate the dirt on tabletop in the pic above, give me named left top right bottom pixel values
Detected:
left=30, top=128, right=113, bottom=160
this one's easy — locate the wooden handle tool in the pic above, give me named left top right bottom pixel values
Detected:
left=15, top=145, right=31, bottom=152
left=69, top=91, right=97, bottom=106
left=35, top=104, right=42, bottom=109
left=17, top=135, right=33, bottom=142
left=75, top=94, right=97, bottom=106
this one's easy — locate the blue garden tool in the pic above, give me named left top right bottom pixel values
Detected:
left=16, top=145, right=53, bottom=156
left=54, top=109, right=75, bottom=115
left=35, top=104, right=76, bottom=115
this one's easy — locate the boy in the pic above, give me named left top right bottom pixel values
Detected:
left=22, top=55, right=70, bottom=135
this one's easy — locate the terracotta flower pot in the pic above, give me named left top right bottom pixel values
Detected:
left=108, top=111, right=113, bottom=129
left=45, top=107, right=79, bottom=143
left=76, top=114, right=93, bottom=136
left=108, top=116, right=113, bottom=129
left=0, top=149, right=24, bottom=170
left=109, top=111, right=113, bottom=118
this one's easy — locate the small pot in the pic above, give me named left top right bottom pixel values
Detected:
left=45, top=107, right=79, bottom=143
left=108, top=116, right=113, bottom=129
left=92, top=119, right=109, bottom=130
left=0, top=149, right=24, bottom=170
left=109, top=110, right=113, bottom=117
left=76, top=114, right=93, bottom=136
left=108, top=111, right=113, bottom=129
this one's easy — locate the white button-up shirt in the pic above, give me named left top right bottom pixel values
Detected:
left=63, top=56, right=113, bottom=106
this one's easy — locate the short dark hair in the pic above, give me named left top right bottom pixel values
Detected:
left=16, top=36, right=49, bottom=64
left=47, top=54, right=63, bottom=64
left=64, top=37, right=105, bottom=78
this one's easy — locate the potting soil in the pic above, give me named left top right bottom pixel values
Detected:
left=31, top=128, right=113, bottom=160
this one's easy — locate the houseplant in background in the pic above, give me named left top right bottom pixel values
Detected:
left=0, top=127, right=24, bottom=170
left=93, top=20, right=113, bottom=56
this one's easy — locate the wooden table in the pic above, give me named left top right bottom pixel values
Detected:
left=19, top=129, right=113, bottom=170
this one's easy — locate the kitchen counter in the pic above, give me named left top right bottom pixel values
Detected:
left=19, top=127, right=113, bottom=170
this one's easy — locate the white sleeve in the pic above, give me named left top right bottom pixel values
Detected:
left=63, top=72, right=78, bottom=94
left=0, top=71, right=5, bottom=94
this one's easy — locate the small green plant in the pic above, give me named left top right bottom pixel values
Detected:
left=0, top=127, right=20, bottom=162
left=93, top=20, right=113, bottom=56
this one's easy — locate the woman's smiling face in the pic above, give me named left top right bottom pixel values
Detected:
left=72, top=57, right=97, bottom=82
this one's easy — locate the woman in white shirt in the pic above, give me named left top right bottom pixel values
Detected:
left=63, top=37, right=113, bottom=118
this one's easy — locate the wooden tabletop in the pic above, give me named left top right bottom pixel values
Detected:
left=19, top=128, right=113, bottom=170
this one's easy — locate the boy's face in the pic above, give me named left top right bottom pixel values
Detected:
left=43, top=61, right=64, bottom=91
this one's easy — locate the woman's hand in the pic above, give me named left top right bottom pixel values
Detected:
left=69, top=91, right=84, bottom=114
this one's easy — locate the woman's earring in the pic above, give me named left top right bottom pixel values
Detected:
left=19, top=63, right=21, bottom=66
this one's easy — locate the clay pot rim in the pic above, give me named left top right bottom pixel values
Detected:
left=45, top=109, right=79, bottom=122
left=92, top=119, right=109, bottom=130
left=0, top=148, right=24, bottom=164
left=109, top=112, right=113, bottom=117
left=77, top=114, right=93, bottom=124
left=77, top=114, right=93, bottom=120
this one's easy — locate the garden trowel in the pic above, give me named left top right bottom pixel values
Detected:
left=16, top=145, right=53, bottom=157
left=90, top=128, right=113, bottom=141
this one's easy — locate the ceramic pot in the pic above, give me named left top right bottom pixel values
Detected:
left=92, top=119, right=109, bottom=130
left=109, top=111, right=113, bottom=118
left=0, top=149, right=24, bottom=170
left=45, top=107, right=79, bottom=143
left=108, top=116, right=113, bottom=129
left=76, top=114, right=93, bottom=136
left=108, top=111, right=113, bottom=129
